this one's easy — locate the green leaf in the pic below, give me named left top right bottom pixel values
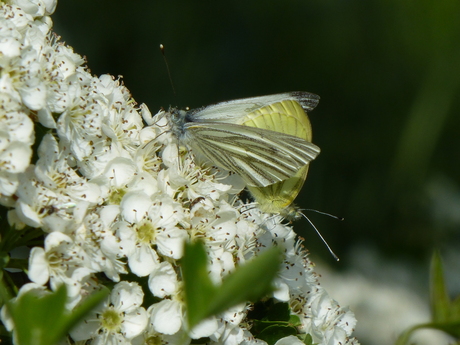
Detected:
left=7, top=285, right=108, bottom=345
left=60, top=288, right=108, bottom=337
left=396, top=250, right=460, bottom=344
left=182, top=241, right=282, bottom=329
left=301, top=333, right=314, bottom=345
left=10, top=285, right=67, bottom=345
left=182, top=240, right=218, bottom=328
left=206, top=247, right=282, bottom=317
left=249, top=300, right=295, bottom=335
left=451, top=293, right=460, bottom=318
left=257, top=324, right=297, bottom=345
left=266, top=301, right=290, bottom=322
left=430, top=250, right=450, bottom=322
left=289, top=314, right=301, bottom=327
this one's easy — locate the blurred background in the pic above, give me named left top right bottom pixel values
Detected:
left=53, top=1, right=460, bottom=344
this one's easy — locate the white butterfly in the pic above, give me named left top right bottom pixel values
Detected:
left=167, top=92, right=321, bottom=187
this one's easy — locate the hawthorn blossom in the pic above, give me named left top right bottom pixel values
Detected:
left=0, top=1, right=360, bottom=344
left=70, top=282, right=148, bottom=344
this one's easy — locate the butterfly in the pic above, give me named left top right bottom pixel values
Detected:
left=234, top=96, right=339, bottom=261
left=240, top=98, right=314, bottom=218
left=167, top=92, right=321, bottom=188
left=166, top=92, right=338, bottom=260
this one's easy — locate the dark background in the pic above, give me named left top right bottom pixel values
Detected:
left=52, top=1, right=460, bottom=339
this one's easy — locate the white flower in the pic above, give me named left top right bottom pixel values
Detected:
left=70, top=282, right=148, bottom=343
left=0, top=1, right=360, bottom=344
left=210, top=320, right=245, bottom=345
left=132, top=325, right=191, bottom=345
left=118, top=191, right=187, bottom=276
left=12, top=134, right=100, bottom=232
left=14, top=0, right=57, bottom=17
left=28, top=232, right=93, bottom=298
left=148, top=299, right=219, bottom=339
left=295, top=286, right=358, bottom=345
left=91, top=157, right=138, bottom=201
left=0, top=108, right=34, bottom=199
left=79, top=207, right=128, bottom=282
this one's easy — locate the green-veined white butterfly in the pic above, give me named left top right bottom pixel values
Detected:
left=237, top=98, right=339, bottom=260
left=239, top=98, right=313, bottom=218
left=166, top=92, right=338, bottom=259
left=167, top=92, right=321, bottom=188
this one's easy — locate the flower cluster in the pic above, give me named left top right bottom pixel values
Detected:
left=0, top=1, right=360, bottom=344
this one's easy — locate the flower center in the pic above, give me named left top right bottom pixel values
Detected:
left=137, top=221, right=156, bottom=243
left=108, top=188, right=126, bottom=204
left=144, top=335, right=163, bottom=345
left=100, top=307, right=122, bottom=332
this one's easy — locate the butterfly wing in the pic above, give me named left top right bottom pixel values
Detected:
left=182, top=122, right=320, bottom=187
left=242, top=99, right=315, bottom=214
left=247, top=165, right=309, bottom=217
left=186, top=92, right=320, bottom=124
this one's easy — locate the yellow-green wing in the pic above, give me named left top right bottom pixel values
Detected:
left=247, top=165, right=309, bottom=218
left=240, top=99, right=312, bottom=141
left=243, top=100, right=315, bottom=217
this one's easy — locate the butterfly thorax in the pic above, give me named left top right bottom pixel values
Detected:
left=168, top=108, right=188, bottom=138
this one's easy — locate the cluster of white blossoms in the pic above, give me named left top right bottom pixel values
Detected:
left=0, top=1, right=360, bottom=344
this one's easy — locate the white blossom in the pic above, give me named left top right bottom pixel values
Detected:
left=0, top=1, right=360, bottom=344
left=70, top=281, right=148, bottom=344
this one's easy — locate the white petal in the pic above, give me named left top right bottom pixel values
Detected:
left=122, top=308, right=148, bottom=339
left=36, top=107, right=56, bottom=128
left=148, top=261, right=178, bottom=298
left=120, top=191, right=151, bottom=224
left=0, top=37, right=21, bottom=58
left=20, top=82, right=47, bottom=110
left=128, top=244, right=159, bottom=277
left=149, top=299, right=183, bottom=335
left=0, top=173, right=19, bottom=197
left=28, top=247, right=49, bottom=285
left=44, top=232, right=72, bottom=250
left=6, top=112, right=34, bottom=144
left=189, top=316, right=218, bottom=339
left=272, top=279, right=290, bottom=302
left=69, top=310, right=101, bottom=341
left=0, top=141, right=32, bottom=173
left=102, top=157, right=137, bottom=188
left=111, top=281, right=144, bottom=313
left=99, top=205, right=121, bottom=228
left=16, top=201, right=42, bottom=228
left=156, top=228, right=187, bottom=259
left=274, top=335, right=305, bottom=345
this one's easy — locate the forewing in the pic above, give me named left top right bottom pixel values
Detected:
left=187, top=92, right=320, bottom=124
left=183, top=122, right=320, bottom=187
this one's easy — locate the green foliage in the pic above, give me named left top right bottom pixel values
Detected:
left=182, top=241, right=282, bottom=329
left=3, top=284, right=107, bottom=345
left=396, top=251, right=460, bottom=345
left=249, top=299, right=304, bottom=345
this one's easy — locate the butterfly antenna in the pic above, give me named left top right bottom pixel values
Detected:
left=303, top=208, right=344, bottom=221
left=160, top=44, right=176, bottom=96
left=300, top=212, right=340, bottom=261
